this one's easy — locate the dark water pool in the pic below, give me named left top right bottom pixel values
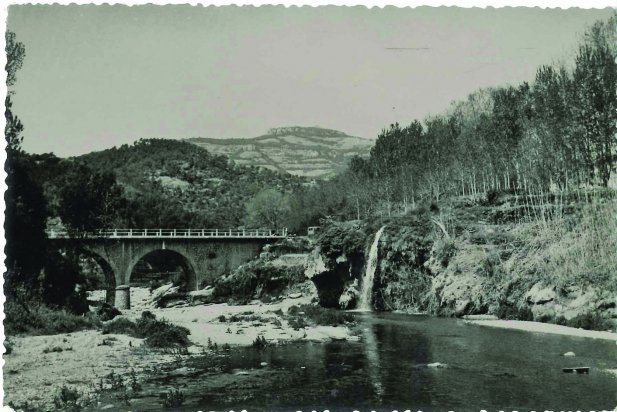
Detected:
left=119, top=313, right=617, bottom=411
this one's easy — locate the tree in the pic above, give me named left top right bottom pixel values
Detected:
left=245, top=188, right=290, bottom=228
left=4, top=155, right=48, bottom=298
left=4, top=32, right=50, bottom=303
left=6, top=31, right=25, bottom=88
left=58, top=165, right=127, bottom=233
left=572, top=17, right=617, bottom=186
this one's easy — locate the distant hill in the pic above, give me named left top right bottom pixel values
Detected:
left=186, top=126, right=373, bottom=179
left=72, top=139, right=305, bottom=228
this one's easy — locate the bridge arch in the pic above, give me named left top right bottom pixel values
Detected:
left=127, top=247, right=199, bottom=292
left=79, top=248, right=117, bottom=305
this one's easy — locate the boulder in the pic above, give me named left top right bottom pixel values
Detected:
left=188, top=287, right=215, bottom=305
left=150, top=283, right=185, bottom=307
left=162, top=299, right=188, bottom=308
left=96, top=303, right=122, bottom=321
left=525, top=282, right=556, bottom=305
left=288, top=292, right=302, bottom=299
left=150, top=283, right=175, bottom=303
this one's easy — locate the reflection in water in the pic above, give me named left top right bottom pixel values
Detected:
left=361, top=322, right=384, bottom=402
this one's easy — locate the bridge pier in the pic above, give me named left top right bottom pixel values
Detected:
left=115, top=285, right=131, bottom=309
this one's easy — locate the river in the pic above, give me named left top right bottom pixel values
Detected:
left=99, top=313, right=617, bottom=411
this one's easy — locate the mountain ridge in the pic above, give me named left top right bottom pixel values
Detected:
left=186, top=126, right=373, bottom=179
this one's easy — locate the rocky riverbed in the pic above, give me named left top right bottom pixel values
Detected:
left=3, top=287, right=355, bottom=411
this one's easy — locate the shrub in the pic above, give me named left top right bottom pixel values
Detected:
left=134, top=312, right=190, bottom=348
left=434, top=238, right=456, bottom=267
left=4, top=301, right=101, bottom=336
left=53, top=385, right=82, bottom=412
left=102, top=312, right=190, bottom=348
left=102, top=317, right=136, bottom=335
left=496, top=303, right=533, bottom=321
left=252, top=335, right=268, bottom=349
left=287, top=304, right=354, bottom=327
left=566, top=312, right=613, bottom=331
left=7, top=401, right=37, bottom=412
left=5, top=340, right=13, bottom=355
left=317, top=222, right=367, bottom=261
left=96, top=303, right=121, bottom=322
left=160, top=389, right=185, bottom=408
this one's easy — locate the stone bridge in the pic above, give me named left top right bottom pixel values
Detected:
left=48, top=229, right=287, bottom=309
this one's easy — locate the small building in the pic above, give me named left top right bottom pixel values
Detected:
left=307, top=226, right=321, bottom=236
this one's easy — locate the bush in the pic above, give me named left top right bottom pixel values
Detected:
left=317, top=222, right=367, bottom=261
left=53, top=385, right=82, bottom=412
left=434, top=237, right=456, bottom=267
left=102, top=317, right=137, bottom=335
left=135, top=312, right=191, bottom=348
left=566, top=312, right=613, bottom=331
left=496, top=303, right=533, bottom=321
left=102, top=312, right=191, bottom=348
left=287, top=304, right=354, bottom=327
left=160, top=389, right=185, bottom=408
left=288, top=317, right=308, bottom=330
left=4, top=301, right=101, bottom=336
left=252, top=335, right=268, bottom=349
left=96, top=303, right=122, bottom=322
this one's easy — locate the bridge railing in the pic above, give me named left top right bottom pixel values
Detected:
left=47, top=228, right=288, bottom=239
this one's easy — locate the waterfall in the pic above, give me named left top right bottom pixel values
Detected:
left=357, top=226, right=386, bottom=311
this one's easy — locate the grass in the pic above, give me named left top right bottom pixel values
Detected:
left=102, top=311, right=191, bottom=348
left=518, top=200, right=617, bottom=292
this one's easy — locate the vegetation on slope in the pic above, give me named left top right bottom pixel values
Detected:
left=283, top=16, right=617, bottom=228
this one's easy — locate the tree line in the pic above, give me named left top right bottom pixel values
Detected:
left=277, top=15, right=617, bottom=226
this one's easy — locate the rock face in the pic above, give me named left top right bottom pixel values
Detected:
left=304, top=247, right=364, bottom=308
left=426, top=243, right=493, bottom=316
left=525, top=283, right=616, bottom=323
left=338, top=279, right=360, bottom=310
left=305, top=249, right=329, bottom=280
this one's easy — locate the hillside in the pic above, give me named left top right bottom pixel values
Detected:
left=70, top=139, right=305, bottom=228
left=186, top=126, right=373, bottom=179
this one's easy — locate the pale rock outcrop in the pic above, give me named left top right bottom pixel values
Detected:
left=188, top=286, right=215, bottom=305
left=525, top=283, right=556, bottom=305
left=304, top=248, right=329, bottom=280
left=338, top=279, right=360, bottom=310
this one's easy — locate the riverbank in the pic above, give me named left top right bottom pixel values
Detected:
left=3, top=290, right=354, bottom=410
left=466, top=318, right=617, bottom=341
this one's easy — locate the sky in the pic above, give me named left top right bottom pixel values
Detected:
left=6, top=5, right=615, bottom=156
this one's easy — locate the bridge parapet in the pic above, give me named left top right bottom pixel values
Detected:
left=47, top=228, right=288, bottom=239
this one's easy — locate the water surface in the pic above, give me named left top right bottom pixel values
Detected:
left=127, top=313, right=617, bottom=411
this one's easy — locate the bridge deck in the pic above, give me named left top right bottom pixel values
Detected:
left=47, top=228, right=288, bottom=239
